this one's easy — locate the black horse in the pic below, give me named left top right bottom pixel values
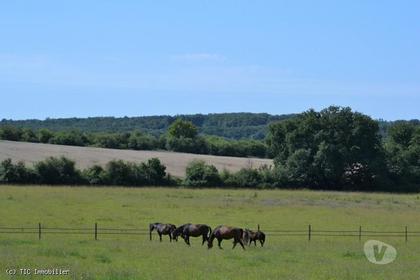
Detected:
left=208, top=225, right=245, bottom=250
left=149, top=223, right=176, bottom=242
left=243, top=228, right=266, bottom=247
left=173, top=224, right=212, bottom=246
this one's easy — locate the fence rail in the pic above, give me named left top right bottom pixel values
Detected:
left=0, top=223, right=419, bottom=242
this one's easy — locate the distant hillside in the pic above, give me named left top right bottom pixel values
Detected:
left=2, top=113, right=418, bottom=140
left=0, top=113, right=295, bottom=140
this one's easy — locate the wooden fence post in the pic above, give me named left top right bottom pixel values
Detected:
left=95, top=223, right=98, bottom=240
left=308, top=224, right=311, bottom=241
left=359, top=226, right=362, bottom=242
left=38, top=223, right=41, bottom=240
left=405, top=226, right=408, bottom=243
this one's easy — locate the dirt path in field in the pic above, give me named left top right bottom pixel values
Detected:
left=0, top=140, right=273, bottom=177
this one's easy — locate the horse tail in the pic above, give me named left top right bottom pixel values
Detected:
left=207, top=226, right=212, bottom=240
left=207, top=229, right=216, bottom=249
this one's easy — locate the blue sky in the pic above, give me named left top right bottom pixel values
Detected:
left=1, top=1, right=419, bottom=120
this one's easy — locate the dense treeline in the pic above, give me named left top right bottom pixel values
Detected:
left=183, top=107, right=420, bottom=191
left=1, top=106, right=419, bottom=191
left=0, top=113, right=293, bottom=140
left=0, top=122, right=268, bottom=158
left=1, top=112, right=415, bottom=140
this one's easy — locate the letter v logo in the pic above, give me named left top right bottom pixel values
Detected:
left=373, top=244, right=387, bottom=262
left=364, top=240, right=397, bottom=264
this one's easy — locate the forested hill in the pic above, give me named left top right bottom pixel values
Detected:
left=1, top=113, right=419, bottom=140
left=0, top=113, right=295, bottom=140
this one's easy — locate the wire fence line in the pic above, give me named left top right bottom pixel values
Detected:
left=0, top=224, right=419, bottom=241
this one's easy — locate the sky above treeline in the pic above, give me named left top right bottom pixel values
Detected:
left=1, top=1, right=419, bottom=120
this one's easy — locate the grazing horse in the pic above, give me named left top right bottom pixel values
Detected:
left=149, top=223, right=176, bottom=242
left=172, top=224, right=190, bottom=242
left=243, top=228, right=266, bottom=247
left=207, top=225, right=245, bottom=250
left=175, top=224, right=212, bottom=246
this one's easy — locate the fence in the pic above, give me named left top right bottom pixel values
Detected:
left=0, top=223, right=419, bottom=242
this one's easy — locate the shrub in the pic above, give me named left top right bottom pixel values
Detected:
left=0, top=159, right=36, bottom=184
left=38, top=129, right=54, bottom=143
left=35, top=157, right=83, bottom=184
left=0, top=125, right=22, bottom=141
left=184, top=160, right=221, bottom=187
left=82, top=165, right=107, bottom=185
left=141, top=158, right=167, bottom=185
left=104, top=160, right=143, bottom=186
left=221, top=168, right=262, bottom=188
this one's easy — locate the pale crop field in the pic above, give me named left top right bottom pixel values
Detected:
left=0, top=186, right=419, bottom=279
left=0, top=141, right=273, bottom=177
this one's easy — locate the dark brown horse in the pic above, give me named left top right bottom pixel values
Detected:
left=243, top=228, right=266, bottom=247
left=172, top=224, right=190, bottom=242
left=207, top=225, right=245, bottom=250
left=149, top=223, right=176, bottom=242
left=173, top=224, right=212, bottom=246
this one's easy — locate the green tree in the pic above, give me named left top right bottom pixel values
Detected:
left=35, top=157, right=83, bottom=184
left=267, top=106, right=384, bottom=190
left=385, top=122, right=420, bottom=189
left=184, top=160, right=221, bottom=187
left=38, top=129, right=54, bottom=143
left=0, top=159, right=35, bottom=183
left=0, top=125, right=22, bottom=141
left=141, top=158, right=166, bottom=185
left=168, top=119, right=198, bottom=139
left=82, top=165, right=106, bottom=185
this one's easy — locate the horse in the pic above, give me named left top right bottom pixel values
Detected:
left=207, top=225, right=245, bottom=250
left=172, top=224, right=190, bottom=242
left=149, top=223, right=176, bottom=242
left=243, top=228, right=266, bottom=247
left=177, top=224, right=212, bottom=246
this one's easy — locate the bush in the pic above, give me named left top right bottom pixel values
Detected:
left=184, top=160, right=221, bottom=187
left=221, top=168, right=262, bottom=188
left=0, top=125, right=22, bottom=141
left=166, top=136, right=208, bottom=154
left=0, top=159, right=36, bottom=184
left=82, top=165, right=107, bottom=185
left=141, top=158, right=167, bottom=185
left=38, top=129, right=54, bottom=143
left=128, top=132, right=159, bottom=150
left=104, top=160, right=144, bottom=186
left=50, top=130, right=89, bottom=146
left=35, top=157, right=84, bottom=185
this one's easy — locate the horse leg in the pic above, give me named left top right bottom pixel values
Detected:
left=232, top=240, right=237, bottom=249
left=159, top=232, right=162, bottom=242
left=169, top=234, right=172, bottom=242
left=260, top=239, right=264, bottom=247
left=183, top=235, right=189, bottom=245
left=217, top=238, right=223, bottom=249
left=149, top=227, right=154, bottom=241
left=202, top=234, right=206, bottom=245
left=239, top=239, right=245, bottom=250
left=253, top=240, right=257, bottom=246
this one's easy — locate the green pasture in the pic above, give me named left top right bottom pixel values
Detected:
left=0, top=186, right=419, bottom=279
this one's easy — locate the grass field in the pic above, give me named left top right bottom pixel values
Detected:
left=1, top=186, right=420, bottom=279
left=0, top=140, right=272, bottom=177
